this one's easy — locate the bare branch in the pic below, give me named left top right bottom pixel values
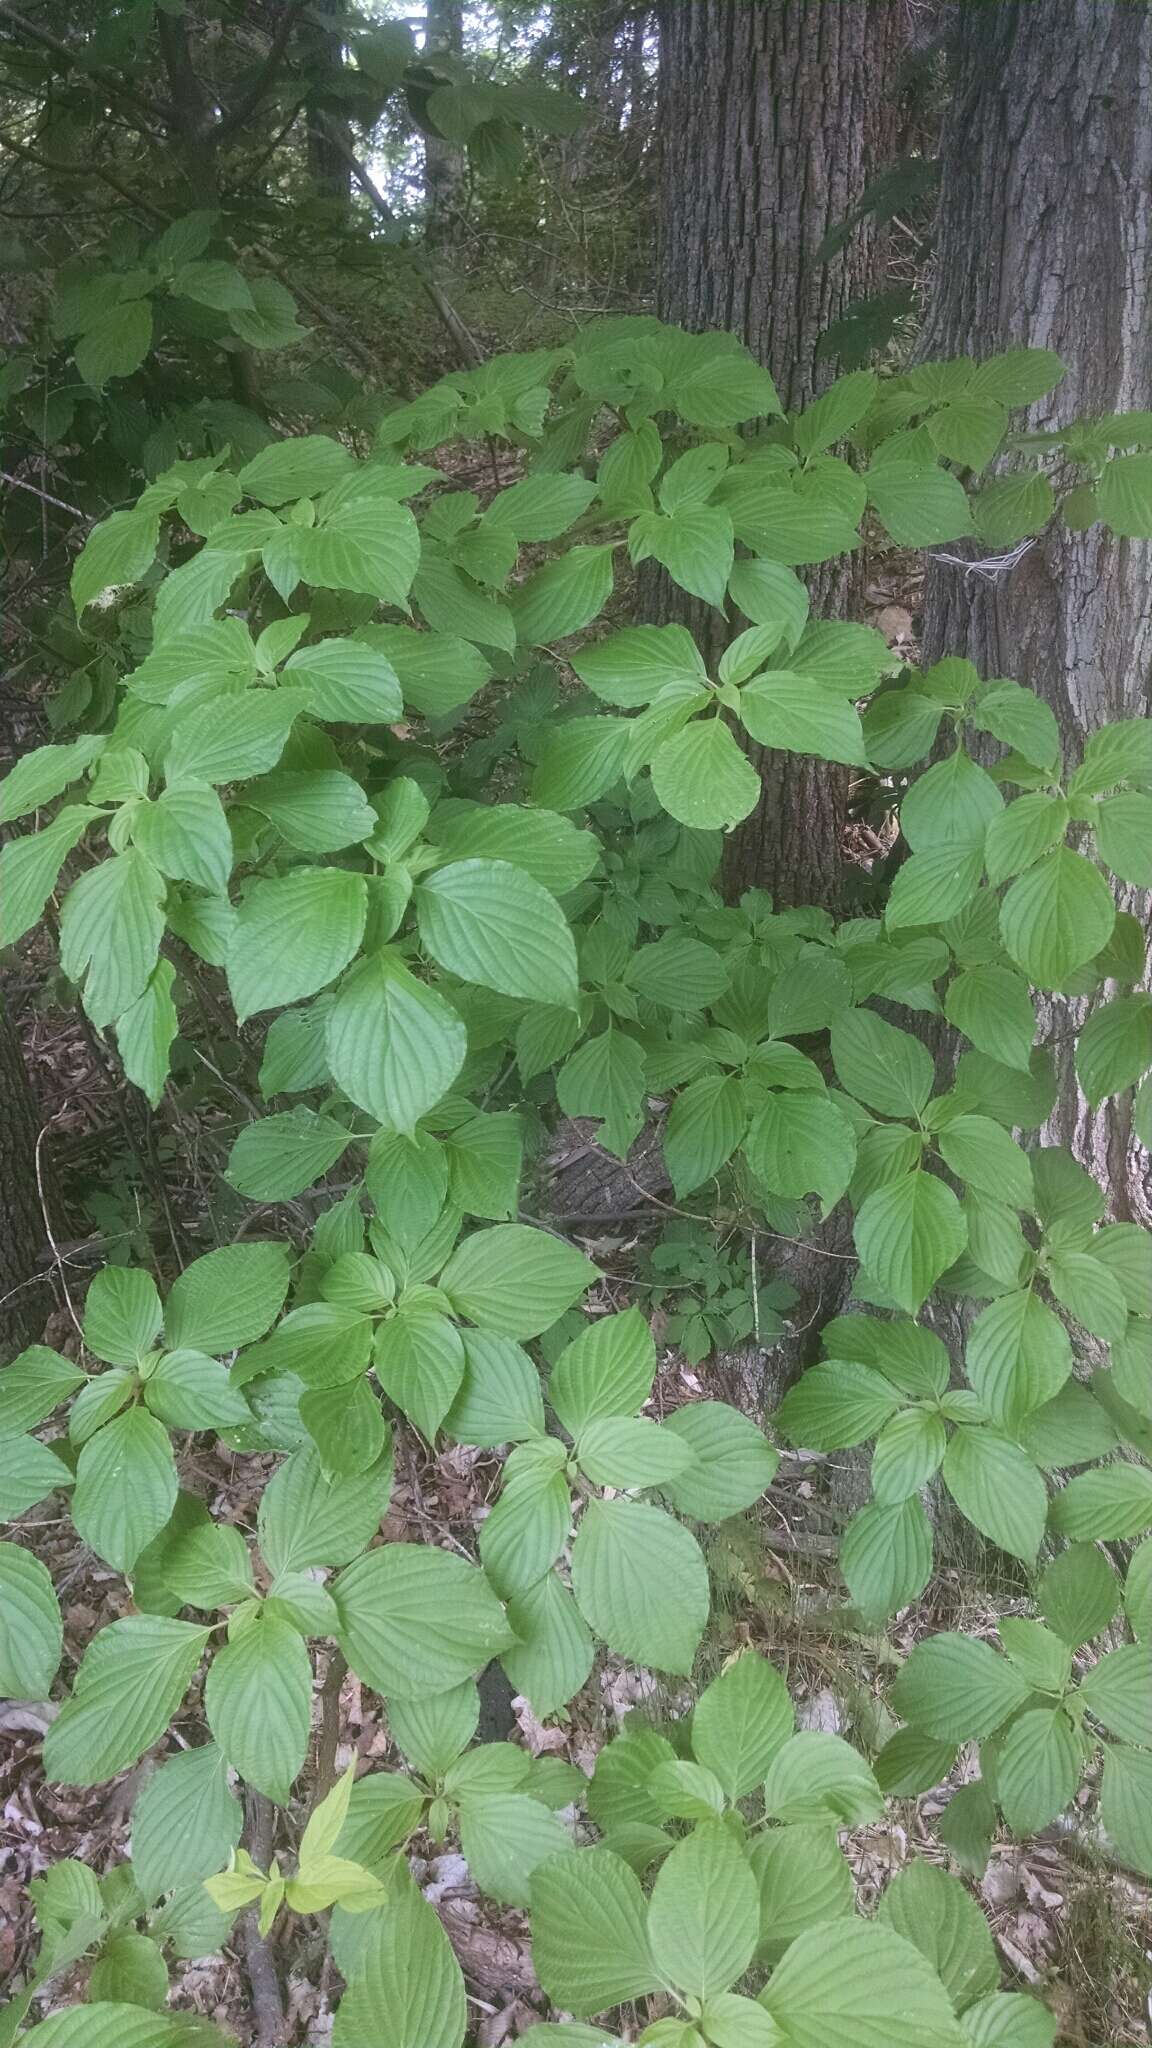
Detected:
left=214, top=0, right=311, bottom=140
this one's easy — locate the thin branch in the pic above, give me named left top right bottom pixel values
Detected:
left=214, top=0, right=310, bottom=140
left=243, top=1792, right=286, bottom=2048
left=2, top=470, right=83, bottom=517
left=0, top=2, right=169, bottom=126
left=33, top=1109, right=84, bottom=1341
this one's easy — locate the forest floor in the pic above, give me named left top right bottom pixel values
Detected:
left=3, top=547, right=1151, bottom=2048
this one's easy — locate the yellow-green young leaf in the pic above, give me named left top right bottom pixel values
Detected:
left=890, top=1633, right=1031, bottom=1742
left=511, top=544, right=615, bottom=644
left=879, top=1862, right=999, bottom=2011
left=71, top=507, right=161, bottom=613
left=941, top=1427, right=1047, bottom=1564
left=999, top=848, right=1116, bottom=989
left=131, top=1743, right=242, bottom=1902
left=964, top=1291, right=1070, bottom=1427
left=745, top=1090, right=856, bottom=1212
left=840, top=1497, right=933, bottom=1617
left=647, top=1819, right=759, bottom=2002
left=762, top=1917, right=966, bottom=2048
left=571, top=1497, right=709, bottom=1675
left=43, top=1616, right=210, bottom=1786
left=205, top=1610, right=312, bottom=1803
left=855, top=1171, right=968, bottom=1315
left=997, top=1706, right=1081, bottom=1835
left=664, top=1073, right=746, bottom=1195
left=59, top=849, right=166, bottom=1028
left=440, top=1223, right=596, bottom=1339
left=944, top=965, right=1035, bottom=1072
left=333, top=1543, right=513, bottom=1696
left=660, top=1401, right=779, bottom=1521
left=226, top=868, right=367, bottom=1021
left=417, top=857, right=578, bottom=1010
left=547, top=1308, right=655, bottom=1435
left=0, top=1542, right=62, bottom=1699
left=531, top=1848, right=661, bottom=2017
left=692, top=1653, right=793, bottom=1799
left=326, top=955, right=466, bottom=1133
left=72, top=1407, right=178, bottom=1573
left=739, top=673, right=866, bottom=766
left=830, top=1009, right=934, bottom=1119
left=1075, top=994, right=1152, bottom=1105
left=333, top=1875, right=467, bottom=2048
left=650, top=717, right=762, bottom=830
left=373, top=1308, right=465, bottom=1439
left=228, top=1106, right=353, bottom=1200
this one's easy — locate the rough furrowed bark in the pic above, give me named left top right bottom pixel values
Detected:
left=654, top=0, right=903, bottom=910
left=921, top=0, right=1152, bottom=1226
left=0, top=992, right=52, bottom=1364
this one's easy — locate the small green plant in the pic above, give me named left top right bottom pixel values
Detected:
left=645, top=1220, right=798, bottom=1367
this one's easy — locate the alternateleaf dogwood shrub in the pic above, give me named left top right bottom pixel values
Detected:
left=2, top=320, right=1151, bottom=2043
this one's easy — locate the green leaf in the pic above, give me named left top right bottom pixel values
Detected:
left=874, top=1729, right=957, bottom=1799
left=664, top=1074, right=747, bottom=1195
left=502, top=1569, right=594, bottom=1717
left=878, top=1862, right=999, bottom=2011
left=0, top=735, right=104, bottom=824
left=511, top=545, right=615, bottom=644
left=641, top=505, right=734, bottom=607
left=440, top=1224, right=595, bottom=1338
left=965, top=1291, right=1070, bottom=1427
left=973, top=472, right=1055, bottom=547
left=867, top=462, right=973, bottom=546
left=73, top=1407, right=178, bottom=1574
left=944, top=967, right=1035, bottom=1072
left=166, top=1242, right=290, bottom=1354
left=692, top=1652, right=793, bottom=1798
left=204, top=1610, right=311, bottom=1802
left=660, top=1402, right=779, bottom=1521
left=572, top=625, right=707, bottom=707
left=426, top=802, right=599, bottom=896
left=131, top=1744, right=242, bottom=1902
left=43, top=1616, right=210, bottom=1785
left=59, top=850, right=165, bottom=1028
left=116, top=961, right=178, bottom=1107
left=1100, top=1744, right=1152, bottom=1876
left=961, top=1996, right=1056, bottom=2048
left=228, top=1107, right=352, bottom=1199
left=333, top=1878, right=466, bottom=2048
left=88, top=1931, right=169, bottom=2010
left=573, top=1414, right=691, bottom=1490
left=728, top=558, right=809, bottom=643
left=569, top=1494, right=710, bottom=1676
left=984, top=795, right=1069, bottom=888
left=777, top=1363, right=902, bottom=1453
left=902, top=751, right=1003, bottom=852
left=928, top=397, right=1007, bottom=472
left=457, top=1791, right=572, bottom=1907
left=973, top=685, right=1060, bottom=772
left=548, top=1308, right=654, bottom=1435
left=417, top=858, right=577, bottom=1010
left=840, top=1497, right=933, bottom=1617
left=1075, top=994, right=1152, bottom=1105
left=746, top=1091, right=856, bottom=1213
left=0, top=1345, right=85, bottom=1435
left=872, top=1409, right=948, bottom=1502
left=890, top=1633, right=1031, bottom=1742
left=999, top=849, right=1116, bottom=988
left=941, top=1428, right=1046, bottom=1563
left=281, top=637, right=403, bottom=722
left=246, top=770, right=376, bottom=853
left=531, top=1847, right=660, bottom=2015
left=0, top=806, right=101, bottom=948
left=1097, top=452, right=1152, bottom=537
left=855, top=1171, right=968, bottom=1315
left=830, top=1010, right=934, bottom=1120
left=84, top=1265, right=163, bottom=1366
left=0, top=1435, right=72, bottom=1517
left=1047, top=1250, right=1129, bottom=1343
left=75, top=298, right=153, bottom=387
left=997, top=1706, right=1081, bottom=1834
left=164, top=689, right=308, bottom=785
left=761, top=1919, right=966, bottom=2048
left=556, top=1028, right=647, bottom=1158
left=763, top=1730, right=883, bottom=1828
left=72, top=509, right=160, bottom=613
left=1077, top=1642, right=1152, bottom=1745
left=334, top=1771, right=426, bottom=1871
left=1052, top=1462, right=1152, bottom=1541
left=257, top=1441, right=391, bottom=1573
left=334, top=1544, right=513, bottom=1696
left=1038, top=1543, right=1120, bottom=1646
left=0, top=1542, right=62, bottom=1699
left=650, top=718, right=762, bottom=831
left=1095, top=789, right=1152, bottom=887
left=327, top=955, right=465, bottom=1132
left=144, top=1349, right=254, bottom=1431
left=374, top=1307, right=465, bottom=1439
left=740, top=673, right=866, bottom=766
left=1125, top=1539, right=1152, bottom=1640
left=444, top=1329, right=545, bottom=1447
left=938, top=1782, right=997, bottom=1881
left=226, top=868, right=366, bottom=1021
left=937, top=1115, right=1034, bottom=1210
left=887, top=845, right=984, bottom=930
left=647, top=1820, right=759, bottom=2001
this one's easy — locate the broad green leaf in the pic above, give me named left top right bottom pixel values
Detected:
left=999, top=849, right=1116, bottom=988
left=59, top=849, right=165, bottom=1028
left=299, top=1378, right=388, bottom=1478
left=855, top=1171, right=968, bottom=1315
left=777, top=1363, right=902, bottom=1452
left=728, top=558, right=809, bottom=643
left=72, top=508, right=160, bottom=613
left=868, top=462, right=973, bottom=546
left=938, top=1781, right=997, bottom=1880
left=75, top=298, right=153, bottom=387
left=575, top=1414, right=692, bottom=1490
left=661, top=1402, right=779, bottom=1521
left=745, top=1091, right=856, bottom=1213
left=0, top=1345, right=85, bottom=1434
left=532, top=714, right=633, bottom=810
left=928, top=397, right=1006, bottom=472
left=487, top=472, right=598, bottom=540
left=996, top=1707, right=1081, bottom=1834
left=1097, top=451, right=1152, bottom=537
left=571, top=1497, right=709, bottom=1674
left=418, top=858, right=578, bottom=1009
left=664, top=1074, right=746, bottom=1195
left=965, top=1291, right=1070, bottom=1427
left=0, top=805, right=101, bottom=948
left=131, top=1744, right=241, bottom=1902
left=458, top=1791, right=572, bottom=1907
left=1075, top=994, right=1152, bottom=1105
left=327, top=954, right=466, bottom=1132
left=749, top=1825, right=854, bottom=1956
left=941, top=1427, right=1046, bottom=1563
left=117, top=960, right=178, bottom=1105
left=334, top=1771, right=426, bottom=1871
left=440, top=1224, right=595, bottom=1339
left=204, top=1610, right=311, bottom=1802
left=445, top=1329, right=546, bottom=1446
left=166, top=1241, right=290, bottom=1353
left=639, top=504, right=733, bottom=607
left=512, top=545, right=615, bottom=644
left=257, top=1441, right=391, bottom=1573
left=1095, top=789, right=1152, bottom=887
left=763, top=1730, right=884, bottom=1827
left=548, top=1308, right=655, bottom=1435
left=0, top=735, right=105, bottom=824
left=1078, top=1642, right=1152, bottom=1746
left=164, top=689, right=309, bottom=785
left=43, top=1616, right=210, bottom=1785
left=890, top=1633, right=1030, bottom=1742
left=1038, top=1543, right=1120, bottom=1646
left=132, top=782, right=232, bottom=893
left=73, top=1407, right=178, bottom=1573
left=648, top=1820, right=759, bottom=2001
left=20, top=2009, right=227, bottom=2047
left=246, top=770, right=376, bottom=853
left=944, top=967, right=1035, bottom=1073
left=84, top=1265, right=163, bottom=1366
left=840, top=1497, right=933, bottom=1617
left=830, top=1010, right=934, bottom=1120
left=556, top=1028, right=647, bottom=1158
left=0, top=1542, right=62, bottom=1699
left=281, top=637, right=403, bottom=722
left=1100, top=1744, right=1152, bottom=1876
left=973, top=472, right=1055, bottom=548
left=389, top=1683, right=478, bottom=1777
left=1050, top=1462, right=1152, bottom=1541
left=692, top=1653, right=793, bottom=1798
left=88, top=1932, right=169, bottom=2010
left=984, top=794, right=1070, bottom=891
left=333, top=1877, right=467, bottom=2048
left=530, top=1848, right=660, bottom=2015
left=887, top=845, right=984, bottom=929
left=901, top=751, right=1002, bottom=853
left=740, top=674, right=866, bottom=766
left=1125, top=1538, right=1152, bottom=1640
left=238, top=435, right=355, bottom=504
left=426, top=802, right=599, bottom=896
left=295, top=498, right=421, bottom=605
left=334, top=1543, right=513, bottom=1696
left=874, top=1728, right=958, bottom=1798
left=572, top=625, right=707, bottom=708
left=650, top=718, right=762, bottom=831
left=144, top=1349, right=254, bottom=1432
left=503, top=1570, right=595, bottom=1717
left=227, top=1107, right=352, bottom=1199
left=937, top=1115, right=1034, bottom=1211
left=1047, top=1249, right=1128, bottom=1343
left=761, top=1918, right=966, bottom=2048
left=374, top=1308, right=465, bottom=1439
left=226, top=868, right=367, bottom=1020
left=961, top=1995, right=1056, bottom=2048
left=878, top=1862, right=999, bottom=2012
left=872, top=1409, right=948, bottom=1502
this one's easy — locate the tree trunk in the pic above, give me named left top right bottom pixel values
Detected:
left=304, top=0, right=351, bottom=214
left=654, top=0, right=902, bottom=910
left=424, top=0, right=466, bottom=244
left=0, top=995, right=51, bottom=1364
left=920, top=0, right=1152, bottom=1224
